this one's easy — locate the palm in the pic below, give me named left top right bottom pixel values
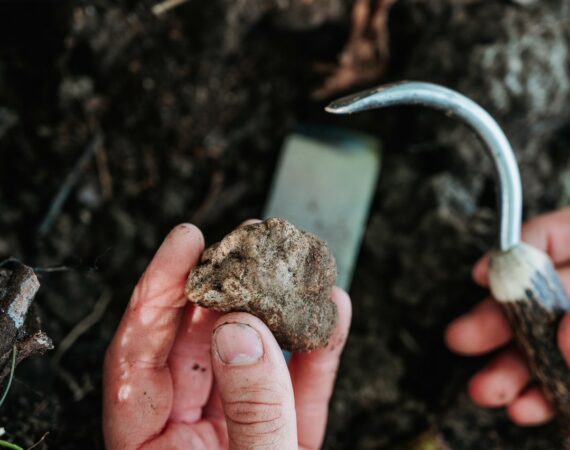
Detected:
left=140, top=305, right=228, bottom=450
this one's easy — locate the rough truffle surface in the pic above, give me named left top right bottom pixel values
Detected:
left=185, top=218, right=337, bottom=351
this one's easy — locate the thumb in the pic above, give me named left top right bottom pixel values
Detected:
left=212, top=312, right=298, bottom=450
left=558, top=312, right=570, bottom=366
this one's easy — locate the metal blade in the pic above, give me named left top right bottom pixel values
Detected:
left=264, top=126, right=380, bottom=290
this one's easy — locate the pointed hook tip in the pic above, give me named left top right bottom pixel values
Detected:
left=324, top=104, right=343, bottom=114
left=326, top=89, right=384, bottom=114
left=324, top=100, right=354, bottom=114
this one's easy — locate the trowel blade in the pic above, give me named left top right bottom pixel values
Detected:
left=263, top=126, right=380, bottom=290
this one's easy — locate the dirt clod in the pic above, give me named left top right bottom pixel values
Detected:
left=185, top=218, right=337, bottom=351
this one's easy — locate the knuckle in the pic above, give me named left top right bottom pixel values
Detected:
left=224, top=387, right=288, bottom=439
left=225, top=399, right=283, bottom=428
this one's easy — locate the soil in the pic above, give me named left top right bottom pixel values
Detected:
left=0, top=0, right=569, bottom=449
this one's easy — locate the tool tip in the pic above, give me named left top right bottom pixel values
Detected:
left=325, top=99, right=354, bottom=114
left=325, top=82, right=415, bottom=115
left=324, top=104, right=342, bottom=114
left=325, top=89, right=379, bottom=114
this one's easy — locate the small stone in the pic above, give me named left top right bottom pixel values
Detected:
left=185, top=218, right=338, bottom=351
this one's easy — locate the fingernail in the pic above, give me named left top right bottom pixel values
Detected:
left=214, top=322, right=264, bottom=365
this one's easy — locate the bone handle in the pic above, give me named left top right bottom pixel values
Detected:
left=490, top=243, right=570, bottom=446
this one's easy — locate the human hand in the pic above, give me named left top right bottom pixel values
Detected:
left=103, top=223, right=352, bottom=450
left=445, top=208, right=570, bottom=426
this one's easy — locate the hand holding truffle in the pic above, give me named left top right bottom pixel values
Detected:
left=103, top=220, right=352, bottom=450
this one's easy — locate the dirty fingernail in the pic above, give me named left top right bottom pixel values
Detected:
left=214, top=323, right=263, bottom=365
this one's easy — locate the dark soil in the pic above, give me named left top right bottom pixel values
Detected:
left=0, top=0, right=569, bottom=449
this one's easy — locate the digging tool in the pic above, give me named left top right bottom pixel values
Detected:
left=264, top=126, right=380, bottom=290
left=327, top=81, right=570, bottom=446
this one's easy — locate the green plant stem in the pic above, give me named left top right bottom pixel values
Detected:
left=0, top=345, right=17, bottom=408
left=0, top=439, right=23, bottom=450
left=0, top=348, right=42, bottom=450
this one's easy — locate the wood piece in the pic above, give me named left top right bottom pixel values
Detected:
left=0, top=261, right=53, bottom=384
left=0, top=263, right=39, bottom=356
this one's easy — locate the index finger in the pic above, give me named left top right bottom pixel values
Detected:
left=473, top=208, right=570, bottom=286
left=103, top=224, right=204, bottom=449
left=111, top=223, right=205, bottom=367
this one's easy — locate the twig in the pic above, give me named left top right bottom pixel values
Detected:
left=32, top=266, right=73, bottom=274
left=152, top=0, right=189, bottom=16
left=312, top=0, right=397, bottom=99
left=26, top=432, right=49, bottom=450
left=52, top=290, right=112, bottom=400
left=0, top=346, right=16, bottom=409
left=55, top=367, right=89, bottom=401
left=52, top=290, right=112, bottom=366
left=190, top=172, right=224, bottom=226
left=38, top=134, right=103, bottom=236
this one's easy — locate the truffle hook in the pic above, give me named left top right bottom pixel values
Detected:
left=326, top=81, right=522, bottom=252
left=327, top=81, right=570, bottom=445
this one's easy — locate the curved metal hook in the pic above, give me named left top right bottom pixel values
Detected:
left=326, top=81, right=522, bottom=251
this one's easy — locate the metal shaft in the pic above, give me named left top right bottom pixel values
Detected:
left=326, top=81, right=522, bottom=251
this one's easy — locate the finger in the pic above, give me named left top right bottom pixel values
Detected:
left=468, top=348, right=531, bottom=408
left=521, top=208, right=570, bottom=266
left=289, top=287, right=351, bottom=450
left=116, top=223, right=205, bottom=367
left=445, top=298, right=512, bottom=355
left=211, top=312, right=297, bottom=450
left=474, top=261, right=570, bottom=295
left=556, top=266, right=570, bottom=295
left=140, top=421, right=224, bottom=450
left=472, top=254, right=490, bottom=286
left=168, top=306, right=222, bottom=423
left=473, top=208, right=570, bottom=286
left=558, top=312, right=570, bottom=367
left=204, top=381, right=225, bottom=421
left=103, top=224, right=204, bottom=449
left=507, top=386, right=555, bottom=426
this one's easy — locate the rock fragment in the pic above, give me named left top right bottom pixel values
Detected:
left=185, top=218, right=337, bottom=351
left=0, top=260, right=53, bottom=383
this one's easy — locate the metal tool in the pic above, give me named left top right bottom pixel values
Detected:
left=264, top=126, right=380, bottom=290
left=327, top=81, right=570, bottom=444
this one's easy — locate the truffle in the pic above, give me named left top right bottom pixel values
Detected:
left=185, top=218, right=337, bottom=351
